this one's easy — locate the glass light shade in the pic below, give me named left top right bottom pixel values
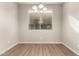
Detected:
left=38, top=4, right=44, bottom=9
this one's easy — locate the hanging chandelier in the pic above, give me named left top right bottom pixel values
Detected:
left=28, top=4, right=52, bottom=13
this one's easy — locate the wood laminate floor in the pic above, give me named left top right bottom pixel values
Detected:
left=1, top=44, right=77, bottom=56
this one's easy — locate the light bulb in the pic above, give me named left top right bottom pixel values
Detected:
left=39, top=4, right=44, bottom=9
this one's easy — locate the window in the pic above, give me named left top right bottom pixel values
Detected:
left=29, top=13, right=52, bottom=30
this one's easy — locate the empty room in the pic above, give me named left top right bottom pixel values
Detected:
left=0, top=2, right=79, bottom=56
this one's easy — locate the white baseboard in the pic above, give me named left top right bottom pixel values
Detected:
left=62, top=43, right=79, bottom=56
left=18, top=42, right=62, bottom=44
left=0, top=43, right=18, bottom=55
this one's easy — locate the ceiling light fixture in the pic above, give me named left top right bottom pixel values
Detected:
left=28, top=3, right=52, bottom=13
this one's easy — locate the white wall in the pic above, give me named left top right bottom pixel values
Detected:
left=19, top=4, right=62, bottom=43
left=0, top=3, right=18, bottom=54
left=62, top=3, right=79, bottom=54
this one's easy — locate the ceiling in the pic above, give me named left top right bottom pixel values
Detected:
left=18, top=2, right=63, bottom=5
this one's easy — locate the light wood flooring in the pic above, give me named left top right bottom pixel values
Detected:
left=1, top=44, right=77, bottom=56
